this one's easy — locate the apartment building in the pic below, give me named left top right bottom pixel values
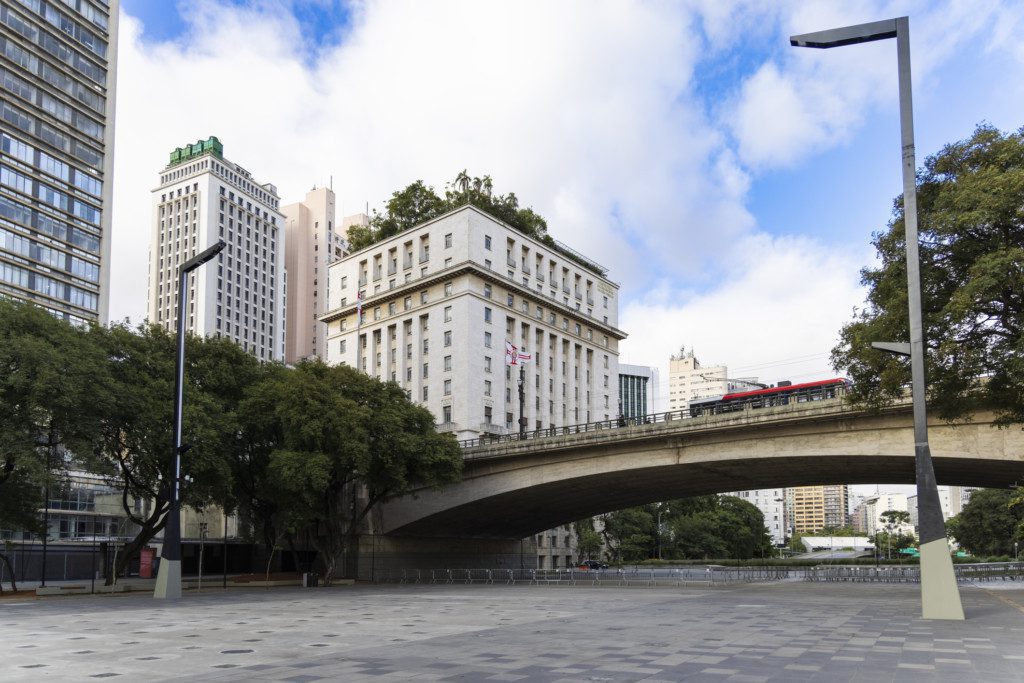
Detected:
left=667, top=347, right=758, bottom=412
left=282, top=186, right=344, bottom=363
left=0, top=0, right=119, bottom=322
left=147, top=136, right=286, bottom=361
left=322, top=204, right=625, bottom=440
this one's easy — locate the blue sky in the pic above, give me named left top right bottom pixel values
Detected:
left=108, top=1, right=1024, bottom=393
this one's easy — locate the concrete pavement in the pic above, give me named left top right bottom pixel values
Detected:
left=3, top=581, right=1024, bottom=681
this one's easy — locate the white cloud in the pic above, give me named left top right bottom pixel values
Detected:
left=108, top=0, right=757, bottom=323
left=618, top=233, right=870, bottom=404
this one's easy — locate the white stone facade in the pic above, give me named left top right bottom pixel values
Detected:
left=322, top=205, right=625, bottom=440
left=147, top=141, right=285, bottom=361
left=667, top=347, right=758, bottom=413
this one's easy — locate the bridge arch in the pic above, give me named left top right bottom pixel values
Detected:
left=379, top=400, right=1024, bottom=539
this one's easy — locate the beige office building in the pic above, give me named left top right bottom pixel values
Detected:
left=788, top=485, right=849, bottom=534
left=321, top=204, right=625, bottom=441
left=667, top=347, right=758, bottom=413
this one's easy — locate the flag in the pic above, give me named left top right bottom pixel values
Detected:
left=516, top=350, right=532, bottom=365
left=505, top=341, right=518, bottom=366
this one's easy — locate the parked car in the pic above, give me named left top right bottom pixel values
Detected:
left=579, top=560, right=609, bottom=570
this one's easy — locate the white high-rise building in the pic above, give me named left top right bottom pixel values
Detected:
left=322, top=204, right=625, bottom=440
left=147, top=137, right=285, bottom=361
left=667, top=347, right=758, bottom=413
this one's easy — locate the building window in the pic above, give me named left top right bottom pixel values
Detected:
left=444, top=331, right=452, bottom=347
left=484, top=380, right=491, bottom=396
left=422, top=363, right=429, bottom=379
left=444, top=306, right=452, bottom=322
left=422, top=386, right=428, bottom=401
left=444, top=282, right=453, bottom=296
left=444, top=379, right=452, bottom=396
left=374, top=307, right=381, bottom=320
left=404, top=296, right=412, bottom=310
left=339, top=340, right=346, bottom=353
left=507, top=293, right=514, bottom=306
left=485, top=235, right=492, bottom=250
left=444, top=355, right=452, bottom=371
left=442, top=405, right=452, bottom=423
left=420, top=290, right=428, bottom=304
left=444, top=233, right=452, bottom=248
left=484, top=356, right=492, bottom=373
left=484, top=283, right=492, bottom=298
left=484, top=307, right=492, bottom=323
left=423, top=339, right=429, bottom=353
left=484, top=332, right=492, bottom=348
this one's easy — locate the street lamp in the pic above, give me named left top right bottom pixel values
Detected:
left=790, top=17, right=964, bottom=620
left=154, top=240, right=226, bottom=600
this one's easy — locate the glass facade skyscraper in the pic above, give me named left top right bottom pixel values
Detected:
left=0, top=0, right=118, bottom=323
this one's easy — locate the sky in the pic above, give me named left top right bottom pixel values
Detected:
left=109, top=1, right=1024, bottom=496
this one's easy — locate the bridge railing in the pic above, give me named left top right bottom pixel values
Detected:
left=458, top=387, right=851, bottom=450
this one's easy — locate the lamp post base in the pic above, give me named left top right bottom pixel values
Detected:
left=153, top=558, right=182, bottom=600
left=919, top=538, right=964, bottom=620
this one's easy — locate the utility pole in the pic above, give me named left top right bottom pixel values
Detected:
left=518, top=365, right=526, bottom=436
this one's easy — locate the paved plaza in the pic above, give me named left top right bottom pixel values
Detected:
left=3, top=582, right=1024, bottom=681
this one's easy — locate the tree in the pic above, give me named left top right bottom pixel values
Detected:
left=947, top=488, right=1024, bottom=557
left=0, top=300, right=112, bottom=587
left=91, top=324, right=247, bottom=582
left=573, top=519, right=603, bottom=563
left=832, top=125, right=1024, bottom=427
left=598, top=507, right=654, bottom=562
left=239, top=361, right=462, bottom=584
left=874, top=510, right=914, bottom=559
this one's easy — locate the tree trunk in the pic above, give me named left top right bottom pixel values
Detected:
left=0, top=552, right=16, bottom=592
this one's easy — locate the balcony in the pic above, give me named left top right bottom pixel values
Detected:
left=478, top=422, right=507, bottom=435
left=437, top=421, right=461, bottom=433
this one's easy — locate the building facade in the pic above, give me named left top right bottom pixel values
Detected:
left=667, top=347, right=758, bottom=412
left=535, top=523, right=580, bottom=569
left=0, top=0, right=119, bottom=323
left=322, top=205, right=625, bottom=441
left=787, top=485, right=849, bottom=534
left=147, top=137, right=286, bottom=361
left=618, top=363, right=658, bottom=419
left=282, top=186, right=342, bottom=364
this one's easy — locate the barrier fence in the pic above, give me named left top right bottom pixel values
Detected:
left=370, top=562, right=1024, bottom=587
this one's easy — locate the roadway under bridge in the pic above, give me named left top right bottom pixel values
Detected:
left=378, top=398, right=1024, bottom=540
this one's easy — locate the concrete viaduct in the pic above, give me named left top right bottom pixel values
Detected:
left=379, top=398, right=1024, bottom=541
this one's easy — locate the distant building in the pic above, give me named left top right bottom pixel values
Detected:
left=667, top=346, right=758, bottom=413
left=907, top=485, right=976, bottom=532
left=788, top=485, right=849, bottom=533
left=618, top=363, right=659, bottom=418
left=147, top=137, right=286, bottom=360
left=862, top=493, right=912, bottom=536
left=0, top=0, right=119, bottom=322
left=282, top=187, right=361, bottom=363
left=726, top=488, right=787, bottom=545
left=535, top=523, right=580, bottom=569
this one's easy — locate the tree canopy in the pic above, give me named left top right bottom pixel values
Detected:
left=0, top=300, right=462, bottom=584
left=347, top=171, right=600, bottom=273
left=832, top=125, right=1024, bottom=427
left=947, top=488, right=1024, bottom=557
left=599, top=496, right=774, bottom=562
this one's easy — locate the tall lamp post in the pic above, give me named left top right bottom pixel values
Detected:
left=790, top=17, right=964, bottom=620
left=154, top=240, right=226, bottom=600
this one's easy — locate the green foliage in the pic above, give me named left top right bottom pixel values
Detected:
left=599, top=496, right=774, bottom=562
left=0, top=299, right=111, bottom=534
left=574, top=519, right=603, bottom=562
left=832, top=124, right=1024, bottom=426
left=947, top=488, right=1024, bottom=556
left=347, top=171, right=600, bottom=273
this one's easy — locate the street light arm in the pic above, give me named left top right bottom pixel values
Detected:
left=182, top=239, right=226, bottom=273
left=790, top=18, right=898, bottom=48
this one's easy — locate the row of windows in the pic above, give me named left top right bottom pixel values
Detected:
left=1, top=162, right=99, bottom=225
left=11, top=0, right=107, bottom=58
left=0, top=258, right=97, bottom=309
left=1, top=131, right=102, bottom=198
left=0, top=191, right=99, bottom=253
